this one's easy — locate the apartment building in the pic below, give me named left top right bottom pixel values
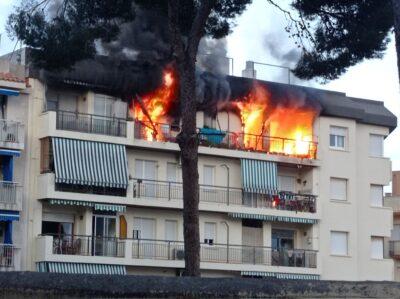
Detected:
left=1, top=53, right=396, bottom=280
left=384, top=172, right=400, bottom=281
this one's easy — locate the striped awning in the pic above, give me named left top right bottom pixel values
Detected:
left=36, top=262, right=126, bottom=275
left=0, top=210, right=19, bottom=221
left=241, top=271, right=320, bottom=280
left=229, top=213, right=318, bottom=224
left=48, top=199, right=126, bottom=212
left=241, top=159, right=278, bottom=194
left=52, top=137, right=129, bottom=189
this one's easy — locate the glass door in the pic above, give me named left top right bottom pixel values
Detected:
left=93, top=215, right=116, bottom=256
left=271, top=229, right=295, bottom=266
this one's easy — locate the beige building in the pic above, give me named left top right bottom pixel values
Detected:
left=0, top=53, right=397, bottom=280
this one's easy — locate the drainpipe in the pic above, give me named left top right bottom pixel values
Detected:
left=221, top=221, right=230, bottom=263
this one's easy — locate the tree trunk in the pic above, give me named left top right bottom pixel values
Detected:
left=178, top=58, right=201, bottom=276
left=393, top=0, right=400, bottom=84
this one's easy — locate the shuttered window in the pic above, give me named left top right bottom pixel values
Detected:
left=330, top=231, right=348, bottom=256
left=133, top=217, right=156, bottom=240
left=167, top=163, right=181, bottom=182
left=369, top=134, right=384, bottom=157
left=278, top=175, right=295, bottom=192
left=135, top=160, right=157, bottom=180
left=330, top=178, right=347, bottom=201
left=204, top=222, right=216, bottom=242
left=371, top=236, right=384, bottom=259
left=370, top=185, right=383, bottom=207
left=203, top=166, right=215, bottom=185
left=165, top=220, right=178, bottom=241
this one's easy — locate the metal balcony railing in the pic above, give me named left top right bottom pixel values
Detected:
left=133, top=178, right=317, bottom=213
left=132, top=239, right=317, bottom=268
left=47, top=234, right=125, bottom=257
left=0, top=181, right=19, bottom=205
left=134, top=120, right=318, bottom=159
left=0, top=244, right=15, bottom=267
left=55, top=110, right=127, bottom=137
left=0, top=119, right=23, bottom=145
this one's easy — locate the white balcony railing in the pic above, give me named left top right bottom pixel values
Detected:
left=0, top=182, right=19, bottom=205
left=0, top=119, right=24, bottom=149
left=0, top=244, right=15, bottom=268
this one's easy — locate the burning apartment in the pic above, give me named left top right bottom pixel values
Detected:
left=0, top=48, right=396, bottom=280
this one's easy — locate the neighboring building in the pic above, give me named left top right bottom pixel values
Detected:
left=0, top=60, right=27, bottom=271
left=1, top=52, right=397, bottom=280
left=385, top=173, right=400, bottom=281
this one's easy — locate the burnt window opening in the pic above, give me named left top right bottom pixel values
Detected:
left=40, top=138, right=54, bottom=174
left=0, top=95, right=7, bottom=120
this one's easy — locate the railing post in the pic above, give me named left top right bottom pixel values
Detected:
left=227, top=186, right=230, bottom=206
left=137, top=239, right=140, bottom=258
left=168, top=241, right=171, bottom=260
left=90, top=114, right=93, bottom=134
left=226, top=244, right=229, bottom=263
left=253, top=247, right=256, bottom=264
left=138, top=180, right=141, bottom=198
left=168, top=181, right=171, bottom=201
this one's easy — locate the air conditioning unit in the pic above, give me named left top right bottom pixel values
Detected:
left=174, top=249, right=185, bottom=260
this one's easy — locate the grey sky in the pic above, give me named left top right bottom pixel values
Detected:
left=1, top=0, right=399, bottom=172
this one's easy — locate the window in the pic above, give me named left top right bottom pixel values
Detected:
left=330, top=178, right=347, bottom=201
left=135, top=160, right=157, bottom=180
left=204, top=115, right=216, bottom=129
left=167, top=162, right=181, bottom=183
left=278, top=175, right=295, bottom=192
left=392, top=224, right=400, bottom=241
left=165, top=220, right=178, bottom=241
left=94, top=94, right=114, bottom=117
left=204, top=222, right=216, bottom=243
left=330, top=126, right=347, bottom=149
left=370, top=184, right=383, bottom=207
left=203, top=165, right=215, bottom=185
left=133, top=217, right=156, bottom=240
left=40, top=138, right=53, bottom=174
left=42, top=212, right=74, bottom=236
left=330, top=231, right=348, bottom=256
left=369, top=134, right=384, bottom=157
left=371, top=236, right=384, bottom=259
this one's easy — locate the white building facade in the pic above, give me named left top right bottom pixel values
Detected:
left=1, top=55, right=397, bottom=280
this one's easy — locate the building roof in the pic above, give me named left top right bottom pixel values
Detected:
left=0, top=72, right=25, bottom=83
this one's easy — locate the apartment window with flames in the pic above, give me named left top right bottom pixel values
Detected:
left=369, top=134, right=384, bottom=157
left=329, top=126, right=347, bottom=150
left=40, top=138, right=54, bottom=173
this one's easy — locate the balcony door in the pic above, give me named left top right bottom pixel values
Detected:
left=242, top=220, right=264, bottom=264
left=93, top=215, right=116, bottom=256
left=135, top=160, right=157, bottom=197
left=271, top=229, right=295, bottom=266
left=133, top=217, right=156, bottom=258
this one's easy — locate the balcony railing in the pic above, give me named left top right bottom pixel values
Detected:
left=0, top=182, right=19, bottom=205
left=0, top=244, right=15, bottom=267
left=132, top=239, right=317, bottom=268
left=389, top=240, right=400, bottom=259
left=55, top=110, right=127, bottom=137
left=0, top=119, right=23, bottom=145
left=134, top=120, right=318, bottom=159
left=48, top=234, right=125, bottom=257
left=133, top=178, right=317, bottom=213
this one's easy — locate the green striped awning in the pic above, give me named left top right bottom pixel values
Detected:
left=36, top=262, right=126, bottom=275
left=241, top=159, right=278, bottom=194
left=52, top=137, right=129, bottom=189
left=229, top=213, right=318, bottom=224
left=241, top=271, right=320, bottom=280
left=48, top=199, right=126, bottom=212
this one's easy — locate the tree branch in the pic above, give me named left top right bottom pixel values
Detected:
left=187, top=0, right=215, bottom=59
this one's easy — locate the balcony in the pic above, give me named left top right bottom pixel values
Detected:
left=0, top=244, right=16, bottom=268
left=0, top=119, right=24, bottom=150
left=0, top=181, right=21, bottom=210
left=55, top=110, right=127, bottom=137
left=134, top=120, right=318, bottom=159
left=38, top=235, right=317, bottom=270
left=133, top=179, right=317, bottom=214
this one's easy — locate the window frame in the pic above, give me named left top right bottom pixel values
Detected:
left=330, top=231, right=348, bottom=256
left=370, top=236, right=384, bottom=260
left=330, top=177, right=348, bottom=202
left=369, top=134, right=384, bottom=158
left=370, top=184, right=384, bottom=207
left=329, top=126, right=347, bottom=150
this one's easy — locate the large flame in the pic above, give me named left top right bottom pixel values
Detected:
left=133, top=69, right=177, bottom=141
left=234, top=84, right=317, bottom=158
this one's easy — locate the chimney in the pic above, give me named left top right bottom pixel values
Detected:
left=242, top=61, right=256, bottom=79
left=392, top=171, right=400, bottom=196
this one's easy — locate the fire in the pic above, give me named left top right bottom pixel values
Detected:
left=133, top=68, right=177, bottom=141
left=234, top=84, right=317, bottom=158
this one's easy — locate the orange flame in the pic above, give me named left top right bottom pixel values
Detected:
left=133, top=69, right=177, bottom=141
left=234, top=84, right=317, bottom=158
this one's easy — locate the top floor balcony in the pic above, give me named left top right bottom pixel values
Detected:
left=134, top=120, right=318, bottom=160
left=0, top=119, right=24, bottom=151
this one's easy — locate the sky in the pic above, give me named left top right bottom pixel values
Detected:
left=0, top=0, right=399, bottom=172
